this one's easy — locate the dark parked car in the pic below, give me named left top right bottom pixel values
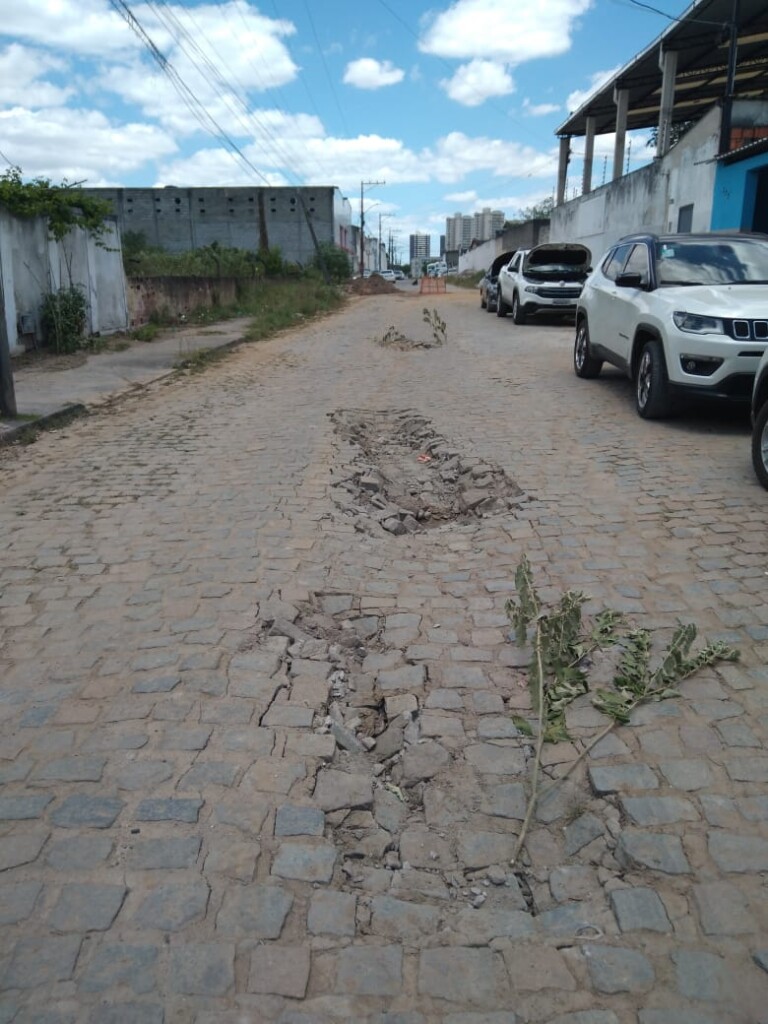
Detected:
left=480, top=250, right=516, bottom=313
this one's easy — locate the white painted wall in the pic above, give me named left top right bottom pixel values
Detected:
left=0, top=211, right=128, bottom=353
left=549, top=106, right=720, bottom=261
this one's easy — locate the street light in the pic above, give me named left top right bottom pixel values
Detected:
left=360, top=179, right=385, bottom=276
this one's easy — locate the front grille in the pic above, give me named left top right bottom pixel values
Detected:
left=537, top=288, right=581, bottom=299
left=726, top=319, right=768, bottom=340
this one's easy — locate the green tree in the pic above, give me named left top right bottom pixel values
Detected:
left=312, top=242, right=351, bottom=283
left=0, top=166, right=112, bottom=243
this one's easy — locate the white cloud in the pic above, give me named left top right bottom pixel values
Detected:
left=444, top=190, right=479, bottom=203
left=157, top=147, right=288, bottom=187
left=2, top=0, right=298, bottom=72
left=566, top=67, right=620, bottom=114
left=420, top=0, right=592, bottom=63
left=0, top=44, right=73, bottom=107
left=523, top=99, right=561, bottom=117
left=430, top=132, right=558, bottom=183
left=343, top=58, right=405, bottom=90
left=0, top=105, right=176, bottom=182
left=441, top=60, right=514, bottom=106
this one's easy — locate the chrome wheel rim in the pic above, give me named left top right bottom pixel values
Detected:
left=637, top=351, right=652, bottom=407
left=761, top=418, right=768, bottom=474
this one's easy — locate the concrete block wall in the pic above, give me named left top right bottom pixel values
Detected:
left=83, top=187, right=343, bottom=265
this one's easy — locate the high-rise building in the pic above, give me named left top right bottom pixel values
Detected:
left=473, top=207, right=505, bottom=241
left=409, top=232, right=431, bottom=263
left=445, top=213, right=473, bottom=252
left=446, top=208, right=505, bottom=251
left=439, top=235, right=446, bottom=257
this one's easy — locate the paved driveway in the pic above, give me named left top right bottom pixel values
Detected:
left=1, top=288, right=766, bottom=1023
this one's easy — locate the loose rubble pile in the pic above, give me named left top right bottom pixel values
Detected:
left=250, top=591, right=657, bottom=950
left=330, top=408, right=527, bottom=534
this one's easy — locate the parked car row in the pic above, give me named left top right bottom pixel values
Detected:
left=480, top=231, right=768, bottom=489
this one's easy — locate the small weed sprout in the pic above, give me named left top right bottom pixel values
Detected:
left=422, top=307, right=447, bottom=346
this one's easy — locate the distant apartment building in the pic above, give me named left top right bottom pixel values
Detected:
left=409, top=232, right=431, bottom=263
left=473, top=207, right=505, bottom=241
left=445, top=213, right=473, bottom=253
left=439, top=234, right=446, bottom=257
left=446, top=208, right=505, bottom=252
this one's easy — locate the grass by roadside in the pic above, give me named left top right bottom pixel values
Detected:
left=446, top=271, right=483, bottom=289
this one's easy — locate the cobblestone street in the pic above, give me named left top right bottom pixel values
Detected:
left=1, top=287, right=767, bottom=1024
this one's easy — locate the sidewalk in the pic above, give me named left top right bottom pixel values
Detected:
left=0, top=317, right=253, bottom=443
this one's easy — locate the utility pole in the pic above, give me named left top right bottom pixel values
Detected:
left=378, top=213, right=391, bottom=271
left=360, top=179, right=385, bottom=276
left=0, top=268, right=17, bottom=418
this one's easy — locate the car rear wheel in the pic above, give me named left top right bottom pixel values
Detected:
left=573, top=320, right=602, bottom=378
left=496, top=292, right=508, bottom=317
left=636, top=339, right=671, bottom=419
left=511, top=293, right=526, bottom=325
left=752, top=400, right=768, bottom=490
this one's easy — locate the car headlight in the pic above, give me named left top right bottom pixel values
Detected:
left=672, top=311, right=724, bottom=335
left=524, top=285, right=539, bottom=294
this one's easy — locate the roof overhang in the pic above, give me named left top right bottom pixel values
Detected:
left=556, top=0, right=768, bottom=137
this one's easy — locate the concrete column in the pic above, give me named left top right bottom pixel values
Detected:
left=613, top=87, right=629, bottom=180
left=656, top=48, right=678, bottom=158
left=582, top=116, right=596, bottom=194
left=556, top=136, right=570, bottom=205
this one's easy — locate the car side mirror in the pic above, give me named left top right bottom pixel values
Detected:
left=615, top=271, right=644, bottom=288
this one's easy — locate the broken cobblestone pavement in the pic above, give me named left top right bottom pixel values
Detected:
left=0, top=290, right=767, bottom=1022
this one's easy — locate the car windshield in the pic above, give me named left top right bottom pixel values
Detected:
left=524, top=249, right=589, bottom=281
left=656, top=239, right=768, bottom=286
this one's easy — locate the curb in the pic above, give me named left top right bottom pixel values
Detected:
left=0, top=403, right=89, bottom=448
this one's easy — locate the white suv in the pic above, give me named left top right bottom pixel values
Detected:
left=497, top=243, right=591, bottom=323
left=574, top=233, right=768, bottom=418
left=752, top=347, right=768, bottom=488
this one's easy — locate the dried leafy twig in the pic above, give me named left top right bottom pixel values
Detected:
left=505, top=558, right=739, bottom=867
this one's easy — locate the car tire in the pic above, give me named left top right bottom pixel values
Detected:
left=573, top=320, right=602, bottom=379
left=511, top=293, right=526, bottom=325
left=480, top=293, right=486, bottom=309
left=636, top=339, right=671, bottom=419
left=751, top=399, right=768, bottom=490
left=496, top=292, right=508, bottom=317
left=487, top=297, right=497, bottom=313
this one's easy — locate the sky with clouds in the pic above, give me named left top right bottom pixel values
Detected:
left=0, top=0, right=691, bottom=257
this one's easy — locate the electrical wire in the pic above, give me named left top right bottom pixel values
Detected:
left=300, top=0, right=350, bottom=136
left=148, top=0, right=331, bottom=184
left=612, top=0, right=729, bottom=29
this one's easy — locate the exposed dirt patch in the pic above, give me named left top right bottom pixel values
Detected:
left=347, top=276, right=399, bottom=296
left=11, top=350, right=88, bottom=372
left=329, top=408, right=527, bottom=534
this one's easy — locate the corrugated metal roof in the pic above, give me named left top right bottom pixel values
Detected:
left=556, top=0, right=768, bottom=137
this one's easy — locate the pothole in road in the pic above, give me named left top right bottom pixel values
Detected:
left=329, top=408, right=528, bottom=534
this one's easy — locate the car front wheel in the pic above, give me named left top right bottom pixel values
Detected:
left=752, top=400, right=768, bottom=490
left=511, top=293, right=526, bottom=325
left=636, top=339, right=671, bottom=419
left=573, top=320, right=602, bottom=378
left=496, top=292, right=508, bottom=317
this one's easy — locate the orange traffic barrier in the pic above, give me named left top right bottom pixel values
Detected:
left=419, top=276, right=447, bottom=294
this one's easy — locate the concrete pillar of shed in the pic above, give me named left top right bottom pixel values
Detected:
left=556, top=136, right=570, bottom=205
left=656, top=48, right=678, bottom=158
left=582, top=116, right=596, bottom=195
left=612, top=87, right=629, bottom=180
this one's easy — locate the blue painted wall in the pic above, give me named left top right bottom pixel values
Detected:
left=711, top=150, right=768, bottom=230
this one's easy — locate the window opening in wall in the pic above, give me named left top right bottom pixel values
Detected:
left=309, top=207, right=315, bottom=213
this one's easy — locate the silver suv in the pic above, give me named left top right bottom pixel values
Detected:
left=574, top=232, right=768, bottom=418
left=497, top=243, right=591, bottom=323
